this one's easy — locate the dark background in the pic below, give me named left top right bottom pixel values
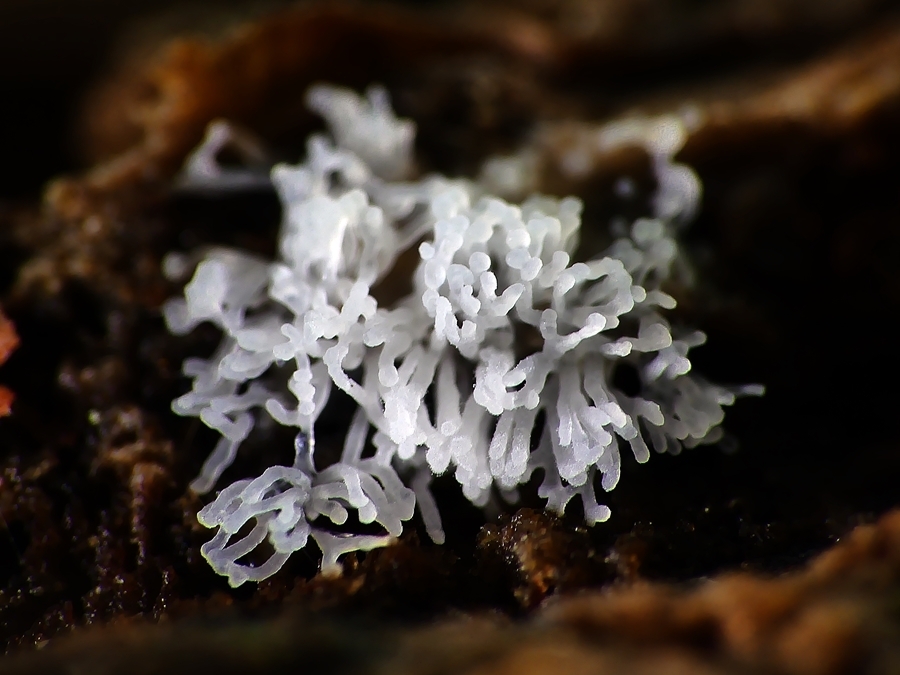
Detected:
left=0, top=0, right=301, bottom=199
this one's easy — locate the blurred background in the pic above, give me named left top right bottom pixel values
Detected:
left=1, top=0, right=894, bottom=199
left=0, top=0, right=301, bottom=199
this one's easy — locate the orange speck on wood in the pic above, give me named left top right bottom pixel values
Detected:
left=0, top=309, right=19, bottom=416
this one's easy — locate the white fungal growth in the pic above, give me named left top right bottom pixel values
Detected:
left=165, top=84, right=760, bottom=587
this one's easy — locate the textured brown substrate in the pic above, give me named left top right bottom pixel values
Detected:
left=4, top=508, right=900, bottom=675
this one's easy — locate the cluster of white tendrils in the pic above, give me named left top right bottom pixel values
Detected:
left=164, top=84, right=760, bottom=586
